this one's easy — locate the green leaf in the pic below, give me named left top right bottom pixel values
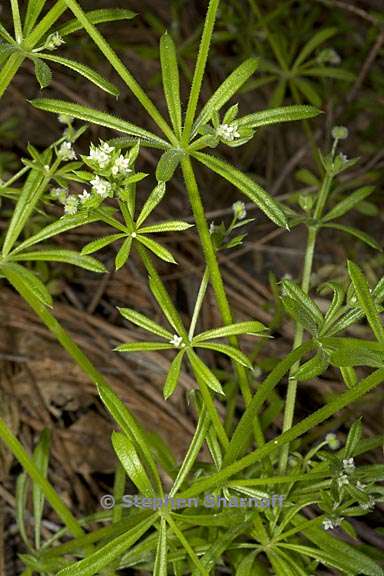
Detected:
left=282, top=279, right=323, bottom=333
left=193, top=151, right=288, bottom=228
left=115, top=236, right=132, bottom=270
left=187, top=349, right=224, bottom=395
left=324, top=337, right=384, bottom=368
left=96, top=380, right=162, bottom=494
left=23, top=0, right=47, bottom=35
left=293, top=28, right=338, bottom=69
left=34, top=58, right=52, bottom=89
left=115, top=342, right=174, bottom=353
left=154, top=516, right=168, bottom=576
left=139, top=221, right=193, bottom=234
left=32, top=429, right=51, bottom=549
left=294, top=78, right=322, bottom=106
left=323, top=223, right=381, bottom=250
left=348, top=260, right=384, bottom=343
left=192, top=57, right=259, bottom=135
left=15, top=472, right=30, bottom=549
left=81, top=233, right=126, bottom=255
left=57, top=8, right=137, bottom=36
left=237, top=105, right=319, bottom=129
left=2, top=165, right=46, bottom=256
left=345, top=419, right=363, bottom=459
left=304, top=66, right=355, bottom=81
left=295, top=350, right=329, bottom=381
left=3, top=262, right=52, bottom=306
left=136, top=235, right=176, bottom=264
left=57, top=514, right=156, bottom=576
left=196, top=342, right=252, bottom=368
left=193, top=321, right=268, bottom=343
left=38, top=53, right=119, bottom=96
left=236, top=551, right=258, bottom=575
left=13, top=213, right=100, bottom=255
left=117, top=307, right=173, bottom=339
left=31, top=99, right=170, bottom=148
left=147, top=271, right=186, bottom=336
left=160, top=32, right=182, bottom=136
left=163, top=350, right=185, bottom=399
left=136, top=182, right=166, bottom=227
left=12, top=249, right=107, bottom=273
left=323, top=186, right=375, bottom=222
left=111, top=431, right=154, bottom=496
left=156, top=148, right=184, bottom=182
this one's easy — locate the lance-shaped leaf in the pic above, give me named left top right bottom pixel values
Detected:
left=31, top=99, right=170, bottom=148
left=112, top=431, right=155, bottom=496
left=163, top=350, right=185, bottom=399
left=293, top=28, right=338, bottom=69
left=319, top=281, right=345, bottom=334
left=57, top=514, right=156, bottom=576
left=295, top=350, right=329, bottom=381
left=57, top=8, right=137, bottom=36
left=160, top=32, right=182, bottom=136
left=115, top=342, right=174, bottom=353
left=38, top=53, right=119, bottom=96
left=34, top=58, right=52, bottom=89
left=282, top=280, right=324, bottom=334
left=237, top=105, right=319, bottom=129
left=304, top=66, right=355, bottom=81
left=323, top=223, right=381, bottom=251
left=118, top=307, right=173, bottom=339
left=348, top=260, right=384, bottom=343
left=323, top=186, right=375, bottom=222
left=81, top=233, right=126, bottom=255
left=139, top=221, right=193, bottom=234
left=345, top=419, right=363, bottom=459
left=187, top=349, right=224, bottom=395
left=11, top=249, right=106, bottom=273
left=324, top=337, right=384, bottom=368
left=196, top=342, right=252, bottom=368
left=32, top=428, right=51, bottom=549
left=193, top=152, right=288, bottom=228
left=192, top=58, right=259, bottom=136
left=23, top=0, right=49, bottom=35
left=3, top=262, right=52, bottom=307
left=136, top=182, right=166, bottom=227
left=115, top=236, right=132, bottom=270
left=193, top=320, right=268, bottom=343
left=154, top=516, right=168, bottom=576
left=156, top=148, right=184, bottom=182
left=295, top=78, right=322, bottom=107
left=136, top=235, right=176, bottom=264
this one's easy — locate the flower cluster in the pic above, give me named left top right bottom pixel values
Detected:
left=198, top=104, right=254, bottom=148
left=43, top=32, right=65, bottom=51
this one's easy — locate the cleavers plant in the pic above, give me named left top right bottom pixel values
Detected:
left=0, top=0, right=383, bottom=574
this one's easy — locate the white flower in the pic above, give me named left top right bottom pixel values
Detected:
left=58, top=114, right=72, bottom=125
left=322, top=518, right=335, bottom=531
left=50, top=187, right=67, bottom=203
left=64, top=195, right=79, bottom=215
left=343, top=458, right=355, bottom=474
left=361, top=496, right=375, bottom=511
left=99, top=141, right=115, bottom=154
left=44, top=32, right=65, bottom=50
left=232, top=200, right=246, bottom=220
left=111, top=154, right=132, bottom=176
left=337, top=474, right=349, bottom=488
left=356, top=481, right=366, bottom=491
left=88, top=142, right=113, bottom=169
left=79, top=189, right=91, bottom=203
left=170, top=334, right=184, bottom=348
left=216, top=123, right=240, bottom=142
left=209, top=221, right=216, bottom=234
left=58, top=141, right=76, bottom=160
left=90, top=175, right=111, bottom=198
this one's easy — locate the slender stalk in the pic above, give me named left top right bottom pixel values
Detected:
left=182, top=0, right=221, bottom=143
left=62, top=0, right=178, bottom=146
left=10, top=0, right=23, bottom=44
left=279, top=171, right=333, bottom=472
left=181, top=156, right=264, bottom=449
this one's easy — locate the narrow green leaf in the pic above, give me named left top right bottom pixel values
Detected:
left=324, top=336, right=384, bottom=368
left=154, top=516, right=168, bottom=576
left=348, top=260, right=384, bottom=343
left=187, top=349, right=224, bottom=395
left=192, top=57, right=259, bottom=135
left=323, top=186, right=375, bottom=222
left=163, top=350, right=185, bottom=399
left=237, top=105, right=319, bottom=129
left=293, top=28, right=338, bottom=69
left=31, top=99, right=170, bottom=148
left=136, top=235, right=176, bottom=264
left=117, top=307, right=173, bottom=339
left=160, top=32, right=182, bottom=136
left=11, top=249, right=107, bottom=273
left=136, top=182, right=166, bottom=228
left=193, top=152, right=288, bottom=228
left=295, top=350, right=329, bottom=381
left=139, top=221, right=193, bottom=234
left=3, top=262, right=52, bottom=306
left=16, top=473, right=31, bottom=549
left=112, top=431, right=154, bottom=496
left=236, top=551, right=258, bottom=575
left=295, top=78, right=322, bottom=106
left=324, top=223, right=381, bottom=250
left=345, top=419, right=363, bottom=459
left=57, top=8, right=136, bottom=36
left=32, top=429, right=51, bottom=549
left=156, top=148, right=183, bottom=182
left=304, top=66, right=355, bottom=81
left=81, top=233, right=126, bottom=255
left=115, top=236, right=132, bottom=270
left=193, top=321, right=268, bottom=343
left=34, top=58, right=52, bottom=89
left=196, top=342, right=252, bottom=368
left=115, top=341, right=174, bottom=352
left=23, top=0, right=47, bottom=35
left=282, top=279, right=323, bottom=331
left=38, top=53, right=119, bottom=96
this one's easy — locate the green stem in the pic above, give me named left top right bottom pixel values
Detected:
left=279, top=171, right=333, bottom=472
left=181, top=156, right=264, bottom=449
left=10, top=0, right=23, bottom=44
left=62, top=0, right=177, bottom=146
left=0, top=51, right=25, bottom=99
left=182, top=0, right=220, bottom=143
